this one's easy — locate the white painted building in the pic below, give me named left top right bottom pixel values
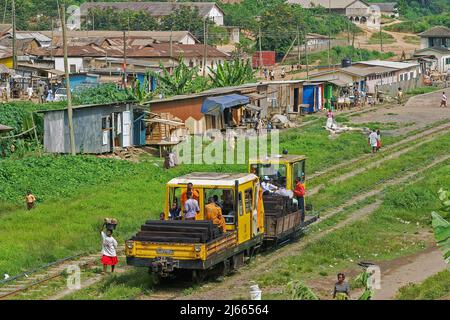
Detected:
left=287, top=0, right=380, bottom=30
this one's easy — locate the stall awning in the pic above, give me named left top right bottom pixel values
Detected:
left=201, top=94, right=250, bottom=115
left=244, top=104, right=262, bottom=112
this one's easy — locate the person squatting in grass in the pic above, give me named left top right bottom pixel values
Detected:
left=333, top=273, right=350, bottom=300
left=25, top=191, right=36, bottom=210
left=100, top=223, right=118, bottom=273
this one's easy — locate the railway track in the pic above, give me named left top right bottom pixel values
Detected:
left=309, top=122, right=450, bottom=181
left=1, top=121, right=447, bottom=300
left=0, top=247, right=124, bottom=300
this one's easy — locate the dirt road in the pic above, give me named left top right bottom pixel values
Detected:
left=372, top=246, right=447, bottom=300
left=349, top=88, right=450, bottom=136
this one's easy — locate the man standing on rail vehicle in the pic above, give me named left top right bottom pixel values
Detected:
left=294, top=177, right=306, bottom=223
left=181, top=182, right=199, bottom=208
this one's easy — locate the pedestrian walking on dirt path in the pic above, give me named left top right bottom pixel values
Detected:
left=25, top=191, right=36, bottom=210
left=333, top=273, right=350, bottom=300
left=368, top=129, right=378, bottom=154
left=440, top=92, right=447, bottom=107
left=397, top=88, right=404, bottom=105
left=376, top=129, right=382, bottom=151
left=100, top=222, right=118, bottom=273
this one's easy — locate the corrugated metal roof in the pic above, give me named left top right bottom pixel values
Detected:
left=16, top=32, right=51, bottom=43
left=287, top=0, right=369, bottom=9
left=371, top=2, right=396, bottom=12
left=418, top=26, right=450, bottom=38
left=355, top=60, right=419, bottom=70
left=341, top=65, right=396, bottom=76
left=80, top=2, right=223, bottom=17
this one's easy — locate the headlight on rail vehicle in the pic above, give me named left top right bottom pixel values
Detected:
left=194, top=244, right=201, bottom=252
left=126, top=241, right=134, bottom=249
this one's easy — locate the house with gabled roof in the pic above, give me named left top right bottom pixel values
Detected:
left=80, top=2, right=225, bottom=26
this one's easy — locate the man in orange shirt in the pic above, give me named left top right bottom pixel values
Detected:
left=205, top=197, right=226, bottom=233
left=293, top=177, right=306, bottom=223
left=180, top=182, right=199, bottom=208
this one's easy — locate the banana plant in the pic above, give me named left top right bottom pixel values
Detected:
left=286, top=280, right=319, bottom=300
left=126, top=77, right=155, bottom=105
left=431, top=188, right=450, bottom=265
left=208, top=59, right=255, bottom=88
left=148, top=60, right=207, bottom=97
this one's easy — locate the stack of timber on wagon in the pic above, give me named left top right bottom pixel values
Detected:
left=263, top=193, right=302, bottom=243
left=132, top=220, right=223, bottom=243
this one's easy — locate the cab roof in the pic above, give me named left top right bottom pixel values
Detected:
left=167, top=172, right=258, bottom=187
left=249, top=154, right=307, bottom=164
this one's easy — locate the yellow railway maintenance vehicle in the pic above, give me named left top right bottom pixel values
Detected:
left=249, top=154, right=317, bottom=245
left=126, top=172, right=265, bottom=280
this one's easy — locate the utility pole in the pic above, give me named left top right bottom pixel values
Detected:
left=304, top=30, right=309, bottom=79
left=11, top=0, right=17, bottom=69
left=51, top=19, right=54, bottom=60
left=122, top=30, right=127, bottom=89
left=297, top=24, right=301, bottom=66
left=328, top=0, right=331, bottom=69
left=60, top=4, right=76, bottom=156
left=203, top=18, right=208, bottom=77
left=379, top=25, right=383, bottom=52
left=257, top=16, right=263, bottom=71
left=170, top=28, right=173, bottom=68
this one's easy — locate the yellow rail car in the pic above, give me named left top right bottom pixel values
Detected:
left=126, top=173, right=265, bottom=278
left=249, top=154, right=317, bottom=245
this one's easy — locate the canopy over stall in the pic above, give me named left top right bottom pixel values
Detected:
left=201, top=94, right=250, bottom=115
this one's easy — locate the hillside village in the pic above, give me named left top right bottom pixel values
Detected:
left=0, top=0, right=449, bottom=304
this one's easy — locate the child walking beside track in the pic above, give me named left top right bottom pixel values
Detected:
left=100, top=222, right=118, bottom=273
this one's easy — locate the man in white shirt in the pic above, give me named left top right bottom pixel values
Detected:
left=368, top=129, right=378, bottom=154
left=184, top=191, right=200, bottom=220
left=261, top=176, right=278, bottom=194
left=27, top=86, right=33, bottom=101
left=440, top=92, right=447, bottom=107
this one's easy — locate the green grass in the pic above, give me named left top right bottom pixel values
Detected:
left=255, top=164, right=450, bottom=295
left=0, top=119, right=445, bottom=278
left=395, top=270, right=450, bottom=300
left=407, top=86, right=441, bottom=95
left=64, top=268, right=155, bottom=300
left=308, top=133, right=450, bottom=211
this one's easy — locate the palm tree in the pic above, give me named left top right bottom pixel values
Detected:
left=208, top=59, right=256, bottom=88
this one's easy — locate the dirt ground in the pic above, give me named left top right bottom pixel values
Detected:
left=306, top=244, right=447, bottom=300
left=347, top=88, right=450, bottom=135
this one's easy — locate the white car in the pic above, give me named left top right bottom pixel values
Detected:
left=54, top=88, right=68, bottom=102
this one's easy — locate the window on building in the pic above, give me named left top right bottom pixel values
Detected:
left=400, top=74, right=404, bottom=81
left=70, top=64, right=76, bottom=73
left=446, top=57, right=450, bottom=65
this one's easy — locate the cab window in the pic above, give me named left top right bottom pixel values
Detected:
left=292, top=160, right=306, bottom=189
left=203, top=188, right=235, bottom=225
left=244, top=188, right=253, bottom=213
left=253, top=164, right=287, bottom=188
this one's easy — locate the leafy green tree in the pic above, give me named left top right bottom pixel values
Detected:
left=208, top=59, right=255, bottom=88
left=160, top=7, right=209, bottom=42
